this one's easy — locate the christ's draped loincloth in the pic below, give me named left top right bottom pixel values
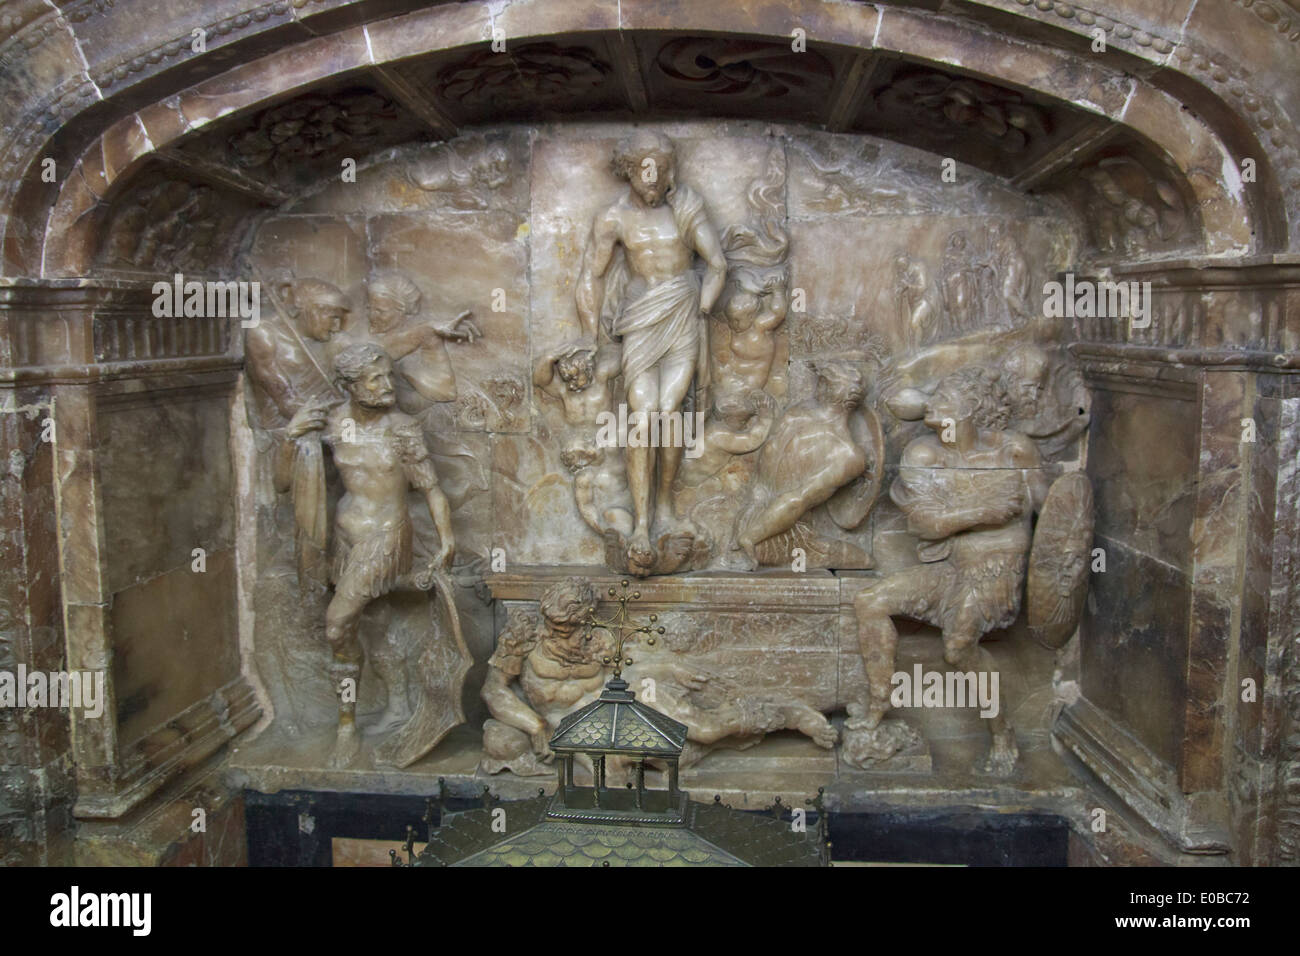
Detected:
left=330, top=517, right=413, bottom=600
left=610, top=183, right=710, bottom=386
left=614, top=271, right=702, bottom=386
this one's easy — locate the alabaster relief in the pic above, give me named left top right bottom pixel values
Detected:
left=99, top=171, right=255, bottom=274
left=285, top=342, right=469, bottom=769
left=546, top=137, right=886, bottom=576
left=241, top=124, right=1092, bottom=778
left=406, top=134, right=511, bottom=210
left=435, top=44, right=614, bottom=113
left=228, top=89, right=404, bottom=176
left=653, top=37, right=836, bottom=103
left=1069, top=154, right=1193, bottom=257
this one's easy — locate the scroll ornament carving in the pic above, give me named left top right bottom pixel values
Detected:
left=436, top=43, right=612, bottom=108
left=654, top=37, right=834, bottom=98
left=873, top=70, right=1049, bottom=154
left=228, top=89, right=401, bottom=172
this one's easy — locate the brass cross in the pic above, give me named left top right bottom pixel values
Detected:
left=586, top=579, right=666, bottom=679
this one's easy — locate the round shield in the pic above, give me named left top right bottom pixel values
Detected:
left=827, top=401, right=887, bottom=531
left=1026, top=472, right=1095, bottom=649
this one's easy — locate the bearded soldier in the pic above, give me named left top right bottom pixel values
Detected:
left=289, top=342, right=455, bottom=766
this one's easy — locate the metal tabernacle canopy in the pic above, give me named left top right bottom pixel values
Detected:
left=551, top=677, right=688, bottom=757
left=548, top=676, right=689, bottom=823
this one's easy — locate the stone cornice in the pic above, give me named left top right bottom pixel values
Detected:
left=1112, top=254, right=1300, bottom=286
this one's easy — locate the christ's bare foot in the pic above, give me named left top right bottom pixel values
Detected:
left=628, top=532, right=655, bottom=574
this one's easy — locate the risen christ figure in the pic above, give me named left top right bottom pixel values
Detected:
left=575, top=131, right=727, bottom=568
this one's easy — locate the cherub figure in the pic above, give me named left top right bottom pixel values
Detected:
left=711, top=264, right=789, bottom=400
left=712, top=140, right=790, bottom=400
left=534, top=342, right=632, bottom=541
left=532, top=342, right=620, bottom=427
left=561, top=442, right=634, bottom=540
left=680, top=389, right=775, bottom=490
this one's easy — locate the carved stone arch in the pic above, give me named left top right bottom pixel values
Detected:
left=5, top=0, right=1289, bottom=278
